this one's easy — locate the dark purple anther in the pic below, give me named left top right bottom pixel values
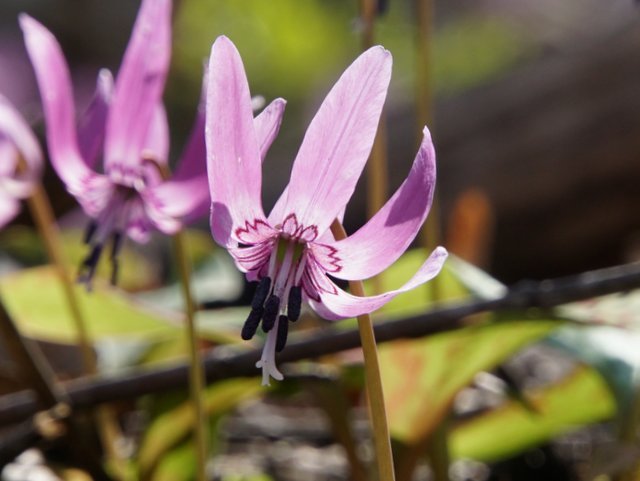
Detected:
left=251, top=277, right=272, bottom=310
left=275, top=315, right=289, bottom=353
left=241, top=307, right=263, bottom=340
left=262, top=294, right=280, bottom=332
left=287, top=286, right=302, bottom=322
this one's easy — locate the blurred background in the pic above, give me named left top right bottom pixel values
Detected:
left=1, top=2, right=640, bottom=481
left=1, top=0, right=639, bottom=283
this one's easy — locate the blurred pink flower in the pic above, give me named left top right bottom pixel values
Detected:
left=0, top=94, right=43, bottom=227
left=206, top=36, right=448, bottom=385
left=20, top=0, right=209, bottom=288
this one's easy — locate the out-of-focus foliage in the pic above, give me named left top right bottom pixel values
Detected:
left=381, top=315, right=559, bottom=443
left=450, top=365, right=615, bottom=461
left=171, top=0, right=529, bottom=110
left=0, top=265, right=179, bottom=343
left=138, top=379, right=262, bottom=480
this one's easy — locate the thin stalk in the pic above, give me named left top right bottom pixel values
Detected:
left=26, top=185, right=95, bottom=372
left=26, top=183, right=126, bottom=480
left=147, top=158, right=207, bottom=481
left=415, top=0, right=443, bottom=303
left=172, top=232, right=208, bottom=481
left=331, top=219, right=395, bottom=481
left=359, top=0, right=388, bottom=295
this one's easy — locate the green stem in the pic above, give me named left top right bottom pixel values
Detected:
left=172, top=232, right=208, bottom=481
left=331, top=220, right=395, bottom=481
left=414, top=0, right=443, bottom=304
left=359, top=0, right=388, bottom=296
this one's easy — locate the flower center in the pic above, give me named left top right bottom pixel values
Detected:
left=77, top=185, right=139, bottom=290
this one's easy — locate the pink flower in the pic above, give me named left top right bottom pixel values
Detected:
left=0, top=95, right=43, bottom=227
left=20, top=0, right=210, bottom=288
left=206, top=37, right=448, bottom=385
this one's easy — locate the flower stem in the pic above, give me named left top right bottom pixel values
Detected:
left=173, top=228, right=208, bottom=481
left=359, top=0, right=388, bottom=296
left=145, top=156, right=208, bottom=480
left=26, top=183, right=128, bottom=480
left=414, top=0, right=443, bottom=304
left=26, top=185, right=95, bottom=372
left=330, top=219, right=395, bottom=481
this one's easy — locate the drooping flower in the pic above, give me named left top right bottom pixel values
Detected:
left=206, top=36, right=448, bottom=385
left=19, top=0, right=217, bottom=288
left=0, top=94, right=43, bottom=227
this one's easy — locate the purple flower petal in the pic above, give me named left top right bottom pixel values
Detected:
left=142, top=103, right=170, bottom=168
left=20, top=14, right=98, bottom=195
left=325, top=127, right=436, bottom=280
left=104, top=0, right=171, bottom=178
left=206, top=36, right=271, bottom=247
left=0, top=94, right=43, bottom=198
left=308, top=246, right=448, bottom=320
left=253, top=97, right=286, bottom=160
left=278, top=46, right=392, bottom=237
left=77, top=69, right=112, bottom=168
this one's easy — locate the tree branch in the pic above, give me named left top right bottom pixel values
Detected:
left=0, top=262, right=637, bottom=427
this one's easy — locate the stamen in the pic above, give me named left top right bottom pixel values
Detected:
left=251, top=277, right=272, bottom=310
left=241, top=307, right=263, bottom=340
left=262, top=294, right=280, bottom=332
left=110, top=232, right=123, bottom=286
left=77, top=244, right=103, bottom=289
left=287, top=286, right=302, bottom=322
left=275, top=315, right=289, bottom=353
left=83, top=221, right=98, bottom=245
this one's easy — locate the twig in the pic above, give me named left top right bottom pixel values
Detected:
left=0, top=262, right=637, bottom=428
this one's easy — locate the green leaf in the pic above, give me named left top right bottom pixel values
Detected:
left=450, top=365, right=616, bottom=461
left=381, top=316, right=560, bottom=443
left=0, top=266, right=179, bottom=343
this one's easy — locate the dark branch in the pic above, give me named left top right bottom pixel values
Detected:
left=0, top=262, right=638, bottom=427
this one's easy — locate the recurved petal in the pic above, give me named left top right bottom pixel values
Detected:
left=78, top=69, right=112, bottom=168
left=20, top=14, right=93, bottom=194
left=325, top=127, right=436, bottom=280
left=308, top=246, right=448, bottom=321
left=279, top=46, right=392, bottom=237
left=105, top=0, right=171, bottom=174
left=253, top=97, right=286, bottom=160
left=0, top=94, right=43, bottom=198
left=143, top=173, right=209, bottom=227
left=207, top=36, right=270, bottom=247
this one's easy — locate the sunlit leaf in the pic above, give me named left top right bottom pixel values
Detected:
left=450, top=365, right=616, bottom=461
left=0, top=266, right=179, bottom=343
left=381, top=316, right=560, bottom=443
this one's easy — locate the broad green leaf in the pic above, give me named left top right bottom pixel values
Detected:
left=0, top=266, right=179, bottom=343
left=381, top=317, right=560, bottom=443
left=151, top=441, right=195, bottom=481
left=450, top=365, right=616, bottom=461
left=138, top=379, right=263, bottom=478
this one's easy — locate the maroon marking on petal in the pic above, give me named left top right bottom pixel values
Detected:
left=281, top=213, right=299, bottom=238
left=235, top=218, right=274, bottom=244
left=299, top=225, right=318, bottom=242
left=301, top=272, right=321, bottom=302
left=280, top=213, right=319, bottom=242
left=310, top=243, right=342, bottom=273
